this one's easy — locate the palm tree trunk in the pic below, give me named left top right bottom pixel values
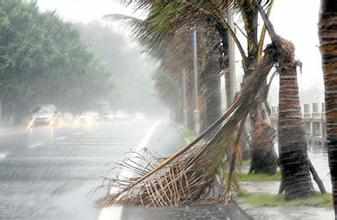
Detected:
left=319, top=0, right=337, bottom=217
left=200, top=29, right=222, bottom=131
left=241, top=7, right=278, bottom=174
left=200, top=60, right=222, bottom=131
left=249, top=104, right=277, bottom=174
left=278, top=40, right=314, bottom=200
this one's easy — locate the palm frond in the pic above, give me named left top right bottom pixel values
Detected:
left=99, top=42, right=278, bottom=207
left=104, top=13, right=172, bottom=57
left=115, top=0, right=272, bottom=63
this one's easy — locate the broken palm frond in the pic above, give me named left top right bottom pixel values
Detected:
left=257, top=0, right=274, bottom=59
left=98, top=43, right=277, bottom=208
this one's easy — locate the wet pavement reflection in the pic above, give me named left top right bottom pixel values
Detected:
left=0, top=119, right=159, bottom=220
left=0, top=118, right=333, bottom=220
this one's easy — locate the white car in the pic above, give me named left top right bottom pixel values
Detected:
left=31, top=111, right=56, bottom=127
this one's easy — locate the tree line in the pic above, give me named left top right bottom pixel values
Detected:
left=0, top=0, right=112, bottom=122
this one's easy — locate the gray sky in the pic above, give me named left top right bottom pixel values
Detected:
left=37, top=0, right=131, bottom=22
left=37, top=0, right=324, bottom=102
left=272, top=0, right=322, bottom=90
left=271, top=0, right=323, bottom=104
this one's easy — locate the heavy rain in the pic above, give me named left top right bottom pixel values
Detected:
left=0, top=0, right=336, bottom=220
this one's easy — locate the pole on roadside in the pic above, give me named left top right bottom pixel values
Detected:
left=192, top=28, right=200, bottom=135
left=226, top=8, right=236, bottom=108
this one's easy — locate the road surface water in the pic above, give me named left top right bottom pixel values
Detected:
left=0, top=118, right=161, bottom=220
left=0, top=117, right=332, bottom=219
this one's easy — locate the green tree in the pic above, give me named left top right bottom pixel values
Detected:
left=0, top=0, right=112, bottom=121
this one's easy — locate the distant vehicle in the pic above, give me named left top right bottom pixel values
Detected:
left=29, top=105, right=57, bottom=128
left=61, top=112, right=74, bottom=126
left=102, top=112, right=114, bottom=121
left=115, top=111, right=129, bottom=119
left=85, top=112, right=99, bottom=120
left=33, top=112, right=55, bottom=127
left=73, top=112, right=98, bottom=128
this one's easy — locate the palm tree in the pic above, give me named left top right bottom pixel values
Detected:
left=122, top=0, right=278, bottom=174
left=102, top=42, right=277, bottom=207
left=237, top=1, right=278, bottom=175
left=159, top=24, right=224, bottom=130
left=319, top=0, right=337, bottom=217
left=101, top=0, right=321, bottom=206
left=277, top=42, right=314, bottom=199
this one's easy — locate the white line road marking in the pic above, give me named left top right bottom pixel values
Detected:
left=99, top=120, right=162, bottom=220
left=135, top=120, right=162, bottom=151
left=98, top=206, right=123, bottom=220
left=116, top=120, right=162, bottom=186
left=28, top=142, right=44, bottom=149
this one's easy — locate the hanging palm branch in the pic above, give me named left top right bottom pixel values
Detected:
left=98, top=41, right=278, bottom=207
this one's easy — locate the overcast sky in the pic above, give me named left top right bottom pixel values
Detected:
left=272, top=0, right=322, bottom=91
left=37, top=0, right=130, bottom=22
left=36, top=0, right=324, bottom=102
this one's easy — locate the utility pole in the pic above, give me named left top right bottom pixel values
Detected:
left=193, top=28, right=200, bottom=134
left=225, top=9, right=236, bottom=108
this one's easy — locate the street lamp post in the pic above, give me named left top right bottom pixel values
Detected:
left=226, top=8, right=236, bottom=108
left=192, top=28, right=200, bottom=134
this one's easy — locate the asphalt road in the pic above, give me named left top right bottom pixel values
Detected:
left=0, top=117, right=252, bottom=220
left=0, top=118, right=175, bottom=220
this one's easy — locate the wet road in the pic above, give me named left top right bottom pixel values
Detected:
left=0, top=118, right=184, bottom=220
left=1, top=117, right=331, bottom=220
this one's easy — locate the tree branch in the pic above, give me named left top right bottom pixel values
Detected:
left=255, top=0, right=279, bottom=45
